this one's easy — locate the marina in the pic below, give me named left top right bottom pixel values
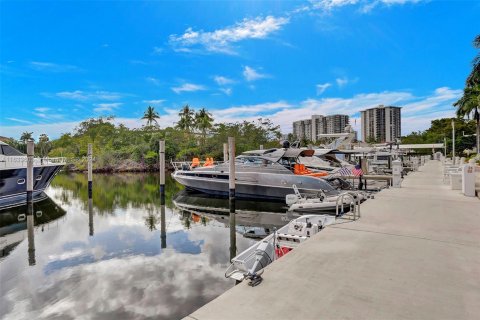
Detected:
left=1, top=2, right=480, bottom=319
left=187, top=160, right=480, bottom=320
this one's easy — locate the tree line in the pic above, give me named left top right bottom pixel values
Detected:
left=3, top=105, right=281, bottom=171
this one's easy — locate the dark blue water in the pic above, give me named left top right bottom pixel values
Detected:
left=0, top=172, right=291, bottom=319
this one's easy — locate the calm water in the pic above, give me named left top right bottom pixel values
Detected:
left=0, top=172, right=292, bottom=319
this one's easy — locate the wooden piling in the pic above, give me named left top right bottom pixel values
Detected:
left=26, top=140, right=34, bottom=211
left=228, top=137, right=236, bottom=260
left=228, top=137, right=236, bottom=202
left=223, top=143, right=228, bottom=163
left=26, top=140, right=35, bottom=265
left=87, top=143, right=93, bottom=198
left=159, top=140, right=165, bottom=205
left=452, top=119, right=456, bottom=164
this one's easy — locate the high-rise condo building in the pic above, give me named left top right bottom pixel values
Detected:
left=293, top=114, right=349, bottom=142
left=360, top=105, right=401, bottom=143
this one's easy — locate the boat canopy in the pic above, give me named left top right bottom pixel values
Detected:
left=241, top=149, right=277, bottom=156
left=283, top=148, right=314, bottom=158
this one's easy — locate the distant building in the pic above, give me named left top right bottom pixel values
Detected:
left=293, top=114, right=349, bottom=142
left=360, top=105, right=401, bottom=143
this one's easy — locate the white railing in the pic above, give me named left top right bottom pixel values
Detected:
left=0, top=155, right=66, bottom=169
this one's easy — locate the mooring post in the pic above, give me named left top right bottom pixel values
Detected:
left=452, top=119, right=456, bottom=165
left=87, top=143, right=93, bottom=198
left=26, top=140, right=34, bottom=209
left=228, top=137, right=236, bottom=204
left=26, top=140, right=35, bottom=266
left=228, top=137, right=236, bottom=261
left=159, top=140, right=165, bottom=205
left=223, top=143, right=228, bottom=163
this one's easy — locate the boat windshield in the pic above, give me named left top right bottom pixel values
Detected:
left=236, top=156, right=286, bottom=169
left=0, top=144, right=24, bottom=156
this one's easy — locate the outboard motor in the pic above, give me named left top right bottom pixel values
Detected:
left=281, top=140, right=291, bottom=149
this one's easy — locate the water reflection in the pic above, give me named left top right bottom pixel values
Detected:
left=88, top=198, right=94, bottom=236
left=27, top=213, right=35, bottom=266
left=0, top=173, right=292, bottom=320
left=160, top=204, right=166, bottom=249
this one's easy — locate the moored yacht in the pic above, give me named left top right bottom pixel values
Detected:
left=172, top=147, right=343, bottom=201
left=0, top=141, right=65, bottom=209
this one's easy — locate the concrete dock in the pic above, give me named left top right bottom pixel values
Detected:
left=187, top=161, right=480, bottom=320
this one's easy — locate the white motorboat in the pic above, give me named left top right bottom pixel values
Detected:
left=286, top=185, right=366, bottom=215
left=224, top=214, right=335, bottom=285
left=0, top=141, right=65, bottom=209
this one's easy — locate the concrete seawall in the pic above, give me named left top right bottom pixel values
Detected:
left=187, top=161, right=480, bottom=320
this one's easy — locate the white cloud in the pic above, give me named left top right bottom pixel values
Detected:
left=243, top=66, right=268, bottom=82
left=169, top=16, right=289, bottom=54
left=220, top=88, right=232, bottom=96
left=53, top=90, right=124, bottom=101
left=310, top=0, right=360, bottom=10
left=29, top=61, right=81, bottom=72
left=214, top=75, right=234, bottom=85
left=1, top=87, right=460, bottom=140
left=6, top=118, right=32, bottom=124
left=316, top=83, right=331, bottom=95
left=0, top=121, right=80, bottom=139
left=142, top=99, right=165, bottom=106
left=35, top=107, right=50, bottom=113
left=152, top=46, right=163, bottom=54
left=93, top=103, right=122, bottom=113
left=308, top=0, right=423, bottom=12
left=146, top=77, right=161, bottom=86
left=336, top=76, right=358, bottom=87
left=171, top=83, right=206, bottom=94
left=214, top=101, right=292, bottom=119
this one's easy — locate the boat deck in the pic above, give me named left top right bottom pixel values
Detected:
left=186, top=160, right=480, bottom=320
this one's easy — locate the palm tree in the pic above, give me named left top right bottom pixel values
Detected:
left=195, top=107, right=214, bottom=141
left=466, top=35, right=480, bottom=87
left=455, top=34, right=480, bottom=153
left=176, top=104, right=195, bottom=132
left=20, top=131, right=33, bottom=142
left=141, top=106, right=160, bottom=127
left=454, top=85, right=480, bottom=152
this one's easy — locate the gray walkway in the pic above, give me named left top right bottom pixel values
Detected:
left=187, top=161, right=480, bottom=320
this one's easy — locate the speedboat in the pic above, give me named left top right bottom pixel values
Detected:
left=172, top=147, right=344, bottom=201
left=224, top=214, right=335, bottom=284
left=286, top=185, right=368, bottom=215
left=0, top=141, right=65, bottom=209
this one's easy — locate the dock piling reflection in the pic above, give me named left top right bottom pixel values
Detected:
left=160, top=204, right=166, bottom=249
left=159, top=140, right=165, bottom=205
left=27, top=211, right=35, bottom=266
left=88, top=198, right=94, bottom=236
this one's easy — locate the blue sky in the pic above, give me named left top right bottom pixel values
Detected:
left=0, top=0, right=479, bottom=140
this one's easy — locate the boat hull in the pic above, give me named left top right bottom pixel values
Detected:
left=173, top=171, right=339, bottom=201
left=0, top=165, right=63, bottom=210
